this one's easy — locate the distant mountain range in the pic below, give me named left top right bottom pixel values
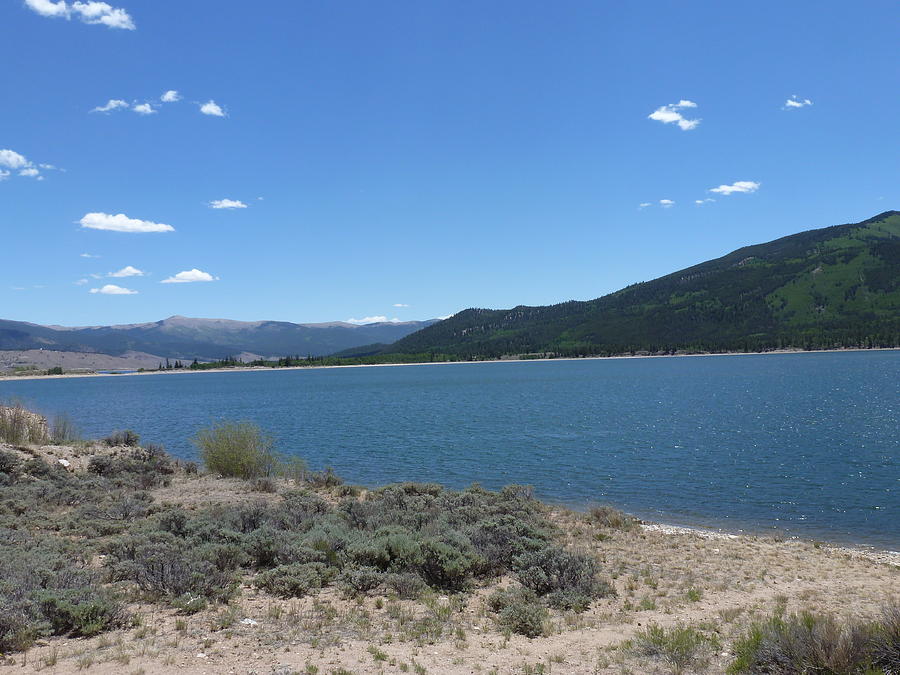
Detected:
left=346, top=211, right=900, bottom=358
left=0, top=316, right=439, bottom=362
left=4, top=211, right=897, bottom=368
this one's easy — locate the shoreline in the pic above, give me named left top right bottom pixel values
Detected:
left=1, top=345, right=897, bottom=383
left=636, top=521, right=900, bottom=568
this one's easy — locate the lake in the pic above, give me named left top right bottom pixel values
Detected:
left=1, top=351, right=897, bottom=548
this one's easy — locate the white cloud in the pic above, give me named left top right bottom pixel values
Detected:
left=0, top=149, right=30, bottom=169
left=393, top=303, right=409, bottom=308
left=74, top=278, right=89, bottom=285
left=437, top=314, right=454, bottom=320
left=79, top=212, right=175, bottom=233
left=80, top=252, right=100, bottom=258
left=91, top=99, right=128, bottom=113
left=23, top=0, right=68, bottom=18
left=638, top=202, right=652, bottom=209
left=160, top=90, right=181, bottom=103
left=0, top=148, right=49, bottom=180
left=709, top=180, right=760, bottom=195
left=25, top=0, right=135, bottom=29
left=695, top=198, right=715, bottom=205
left=200, top=100, right=226, bottom=117
left=659, top=199, right=675, bottom=208
left=109, top=265, right=144, bottom=277
left=132, top=103, right=155, bottom=115
left=346, top=316, right=401, bottom=325
left=161, top=269, right=218, bottom=284
left=648, top=100, right=700, bottom=131
left=209, top=198, right=247, bottom=209
left=90, top=284, right=137, bottom=295
left=784, top=95, right=812, bottom=109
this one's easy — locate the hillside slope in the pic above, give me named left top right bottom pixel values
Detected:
left=386, top=211, right=900, bottom=357
left=0, top=316, right=439, bottom=361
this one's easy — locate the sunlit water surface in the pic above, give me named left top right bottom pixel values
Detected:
left=2, top=351, right=897, bottom=548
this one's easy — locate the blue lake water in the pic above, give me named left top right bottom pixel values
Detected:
left=1, top=351, right=897, bottom=548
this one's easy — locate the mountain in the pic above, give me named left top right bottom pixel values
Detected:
left=378, top=211, right=900, bottom=358
left=0, top=316, right=440, bottom=361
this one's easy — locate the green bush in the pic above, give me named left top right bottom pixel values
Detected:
left=34, top=588, right=126, bottom=637
left=338, top=565, right=384, bottom=596
left=418, top=537, right=483, bottom=591
left=255, top=562, right=336, bottom=598
left=488, top=587, right=548, bottom=638
left=514, top=546, right=612, bottom=611
left=193, top=421, right=277, bottom=479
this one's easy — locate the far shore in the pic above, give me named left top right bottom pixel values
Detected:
left=1, top=346, right=897, bottom=383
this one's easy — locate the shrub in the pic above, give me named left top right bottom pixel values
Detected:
left=634, top=623, right=717, bottom=673
left=339, top=566, right=384, bottom=596
left=50, top=414, right=79, bottom=444
left=728, top=611, right=881, bottom=674
left=0, top=404, right=49, bottom=444
left=193, top=421, right=277, bottom=479
left=306, top=466, right=343, bottom=488
left=104, top=536, right=237, bottom=601
left=0, top=449, right=22, bottom=475
left=34, top=588, right=127, bottom=637
left=249, top=476, right=278, bottom=493
left=255, top=562, right=336, bottom=598
left=417, top=538, right=483, bottom=591
left=385, top=572, right=427, bottom=599
left=468, top=514, right=550, bottom=574
left=104, top=429, right=140, bottom=447
left=588, top=505, right=637, bottom=529
left=514, top=547, right=612, bottom=610
left=0, top=538, right=128, bottom=652
left=872, top=602, right=900, bottom=674
left=487, top=587, right=548, bottom=638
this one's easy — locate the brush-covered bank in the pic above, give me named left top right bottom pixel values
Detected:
left=0, top=408, right=898, bottom=674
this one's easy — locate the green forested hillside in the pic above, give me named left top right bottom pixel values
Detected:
left=384, top=211, right=900, bottom=358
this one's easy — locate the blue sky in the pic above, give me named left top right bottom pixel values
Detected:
left=2, top=0, right=897, bottom=327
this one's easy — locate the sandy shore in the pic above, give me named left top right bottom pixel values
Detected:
left=1, top=440, right=897, bottom=674
left=1, top=346, right=896, bottom=383
left=5, top=449, right=897, bottom=674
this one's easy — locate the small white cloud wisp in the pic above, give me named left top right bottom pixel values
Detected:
left=79, top=212, right=174, bottom=233
left=91, top=99, right=129, bottom=113
left=161, top=269, right=218, bottom=284
left=709, top=181, right=760, bottom=196
left=109, top=265, right=144, bottom=277
left=784, top=95, right=813, bottom=109
left=200, top=100, right=226, bottom=117
left=160, top=90, right=181, bottom=103
left=648, top=100, right=700, bottom=131
left=659, top=199, right=675, bottom=208
left=90, top=284, right=138, bottom=295
left=209, top=199, right=247, bottom=209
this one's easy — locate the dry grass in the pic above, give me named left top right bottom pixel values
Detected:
left=2, top=440, right=898, bottom=674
